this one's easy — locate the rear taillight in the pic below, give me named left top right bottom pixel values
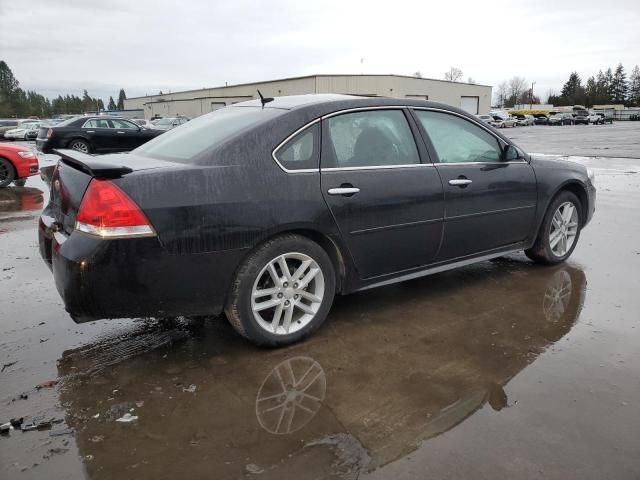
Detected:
left=75, top=180, right=155, bottom=238
left=46, top=128, right=53, bottom=139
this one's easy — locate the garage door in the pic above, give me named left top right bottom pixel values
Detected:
left=460, top=96, right=479, bottom=115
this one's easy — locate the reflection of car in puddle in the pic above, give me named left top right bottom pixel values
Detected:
left=0, top=186, right=44, bottom=215
left=57, top=261, right=586, bottom=479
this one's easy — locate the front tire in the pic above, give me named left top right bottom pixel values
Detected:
left=13, top=179, right=26, bottom=187
left=68, top=139, right=91, bottom=153
left=0, top=158, right=16, bottom=188
left=225, top=234, right=336, bottom=347
left=525, top=191, right=582, bottom=265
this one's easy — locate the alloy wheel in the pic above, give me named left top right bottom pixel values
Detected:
left=549, top=201, right=579, bottom=257
left=251, top=252, right=325, bottom=335
left=71, top=141, right=89, bottom=153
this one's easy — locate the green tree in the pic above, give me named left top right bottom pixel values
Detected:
left=611, top=63, right=628, bottom=104
left=107, top=96, right=117, bottom=110
left=0, top=60, right=20, bottom=117
left=604, top=68, right=614, bottom=101
left=584, top=76, right=597, bottom=107
left=628, top=65, right=640, bottom=106
left=117, top=88, right=127, bottom=110
left=559, top=72, right=585, bottom=106
left=594, top=70, right=610, bottom=105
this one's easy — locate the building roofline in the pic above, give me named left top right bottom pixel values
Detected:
left=126, top=74, right=492, bottom=100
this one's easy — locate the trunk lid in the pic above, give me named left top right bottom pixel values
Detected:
left=48, top=150, right=174, bottom=235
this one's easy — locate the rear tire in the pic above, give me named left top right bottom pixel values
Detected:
left=0, top=158, right=16, bottom=188
left=525, top=191, right=582, bottom=265
left=68, top=139, right=91, bottom=153
left=225, top=234, right=336, bottom=347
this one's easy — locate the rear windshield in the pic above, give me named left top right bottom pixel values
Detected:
left=134, top=106, right=284, bottom=163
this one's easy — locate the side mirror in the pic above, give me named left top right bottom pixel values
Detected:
left=502, top=144, right=520, bottom=162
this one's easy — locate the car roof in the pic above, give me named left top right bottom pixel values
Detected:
left=230, top=93, right=476, bottom=121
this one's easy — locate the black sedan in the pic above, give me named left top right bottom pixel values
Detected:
left=38, top=95, right=596, bottom=347
left=533, top=114, right=549, bottom=125
left=35, top=116, right=164, bottom=154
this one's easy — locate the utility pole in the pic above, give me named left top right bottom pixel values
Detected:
left=530, top=81, right=536, bottom=110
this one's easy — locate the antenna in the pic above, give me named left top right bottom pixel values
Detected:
left=257, top=89, right=274, bottom=108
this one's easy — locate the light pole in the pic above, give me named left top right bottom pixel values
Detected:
left=530, top=81, right=536, bottom=110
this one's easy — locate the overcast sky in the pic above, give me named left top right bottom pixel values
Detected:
left=1, top=0, right=638, bottom=102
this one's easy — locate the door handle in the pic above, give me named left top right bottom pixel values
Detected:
left=117, top=131, right=125, bottom=134
left=449, top=179, right=472, bottom=186
left=86, top=130, right=95, bottom=133
left=328, top=187, right=360, bottom=196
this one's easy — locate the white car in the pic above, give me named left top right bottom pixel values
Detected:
left=3, top=122, right=41, bottom=140
left=489, top=115, right=517, bottom=128
left=131, top=118, right=155, bottom=129
left=476, top=114, right=494, bottom=125
left=586, top=112, right=602, bottom=124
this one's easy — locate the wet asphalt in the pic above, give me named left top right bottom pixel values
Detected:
left=1, top=124, right=640, bottom=479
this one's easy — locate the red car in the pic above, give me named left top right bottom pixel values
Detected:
left=0, top=142, right=39, bottom=188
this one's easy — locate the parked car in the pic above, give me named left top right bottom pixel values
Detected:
left=586, top=112, right=602, bottom=124
left=0, top=120, right=18, bottom=139
left=0, top=119, right=34, bottom=139
left=548, top=112, right=574, bottom=125
left=490, top=115, right=517, bottom=128
left=0, top=142, right=40, bottom=187
left=38, top=95, right=596, bottom=347
left=35, top=116, right=165, bottom=154
left=131, top=118, right=155, bottom=129
left=533, top=114, right=549, bottom=125
left=594, top=111, right=614, bottom=124
left=4, top=121, right=41, bottom=141
left=515, top=115, right=535, bottom=126
left=149, top=116, right=190, bottom=131
left=476, top=114, right=494, bottom=125
left=573, top=109, right=590, bottom=125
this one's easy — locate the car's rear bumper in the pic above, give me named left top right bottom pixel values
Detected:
left=39, top=214, right=248, bottom=322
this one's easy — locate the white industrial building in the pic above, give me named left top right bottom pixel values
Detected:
left=124, top=74, right=492, bottom=118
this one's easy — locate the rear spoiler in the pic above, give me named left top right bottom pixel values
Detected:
left=53, top=149, right=133, bottom=179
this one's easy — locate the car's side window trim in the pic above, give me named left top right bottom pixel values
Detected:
left=410, top=107, right=528, bottom=165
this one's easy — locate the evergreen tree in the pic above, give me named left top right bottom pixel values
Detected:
left=116, top=88, right=127, bottom=110
left=0, top=60, right=20, bottom=117
left=604, top=68, right=614, bottom=101
left=611, top=63, right=628, bottom=104
left=559, top=72, right=585, bottom=106
left=585, top=76, right=597, bottom=107
left=628, top=65, right=640, bottom=106
left=107, top=96, right=117, bottom=110
left=595, top=70, right=610, bottom=105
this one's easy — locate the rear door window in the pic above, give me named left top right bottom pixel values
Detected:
left=83, top=119, right=110, bottom=129
left=110, top=119, right=139, bottom=129
left=324, top=109, right=420, bottom=168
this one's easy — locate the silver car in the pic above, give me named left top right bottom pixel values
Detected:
left=490, top=115, right=517, bottom=128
